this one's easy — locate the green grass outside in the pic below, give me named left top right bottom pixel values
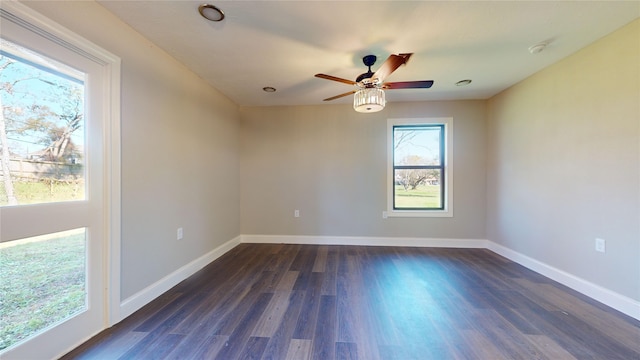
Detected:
left=0, top=180, right=84, bottom=206
left=394, top=184, right=442, bottom=209
left=0, top=232, right=86, bottom=350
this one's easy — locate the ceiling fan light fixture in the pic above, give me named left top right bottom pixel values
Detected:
left=198, top=4, right=225, bottom=22
left=354, top=88, right=385, bottom=113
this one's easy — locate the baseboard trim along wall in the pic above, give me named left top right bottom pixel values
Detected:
left=241, top=234, right=487, bottom=248
left=119, top=236, right=241, bottom=321
left=118, top=234, right=639, bottom=324
left=486, top=241, right=640, bottom=321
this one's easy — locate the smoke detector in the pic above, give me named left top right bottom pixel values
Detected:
left=528, top=42, right=548, bottom=54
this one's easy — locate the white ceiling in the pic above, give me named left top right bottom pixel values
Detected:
left=97, top=1, right=639, bottom=107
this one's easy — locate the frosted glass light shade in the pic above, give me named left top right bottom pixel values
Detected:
left=353, top=88, right=385, bottom=113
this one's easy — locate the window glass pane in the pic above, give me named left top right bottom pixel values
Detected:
left=393, top=126, right=441, bottom=166
left=394, top=169, right=442, bottom=209
left=0, top=228, right=87, bottom=350
left=0, top=38, right=85, bottom=207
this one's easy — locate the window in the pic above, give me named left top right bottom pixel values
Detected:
left=387, top=118, right=452, bottom=217
left=1, top=38, right=86, bottom=206
left=0, top=1, right=121, bottom=358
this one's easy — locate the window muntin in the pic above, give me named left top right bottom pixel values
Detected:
left=387, top=118, right=452, bottom=217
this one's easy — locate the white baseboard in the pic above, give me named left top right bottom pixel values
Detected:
left=119, top=236, right=241, bottom=321
left=241, top=234, right=488, bottom=248
left=487, top=241, right=640, bottom=321
left=117, top=234, right=639, bottom=325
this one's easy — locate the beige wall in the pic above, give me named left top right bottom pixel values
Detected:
left=20, top=1, right=638, bottom=309
left=240, top=100, right=486, bottom=239
left=24, top=1, right=242, bottom=300
left=487, top=19, right=640, bottom=300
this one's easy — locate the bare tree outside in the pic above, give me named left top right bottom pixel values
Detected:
left=393, top=125, right=443, bottom=209
left=0, top=59, right=18, bottom=205
left=0, top=46, right=85, bottom=206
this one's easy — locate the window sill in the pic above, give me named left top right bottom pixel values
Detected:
left=384, top=210, right=453, bottom=218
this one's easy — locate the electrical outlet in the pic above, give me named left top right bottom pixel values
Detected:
left=595, top=238, right=605, bottom=253
left=382, top=211, right=388, bottom=219
left=294, top=209, right=300, bottom=218
left=177, top=227, right=183, bottom=240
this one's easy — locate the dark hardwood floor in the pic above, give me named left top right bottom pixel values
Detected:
left=62, top=244, right=640, bottom=360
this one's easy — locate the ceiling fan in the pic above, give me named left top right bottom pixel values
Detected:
left=315, top=53, right=434, bottom=113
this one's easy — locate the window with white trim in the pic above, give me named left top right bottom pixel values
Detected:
left=386, top=118, right=453, bottom=217
left=0, top=2, right=121, bottom=358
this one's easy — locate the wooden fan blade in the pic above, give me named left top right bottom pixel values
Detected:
left=323, top=90, right=357, bottom=101
left=372, top=53, right=413, bottom=83
left=315, top=73, right=356, bottom=86
left=383, top=80, right=434, bottom=89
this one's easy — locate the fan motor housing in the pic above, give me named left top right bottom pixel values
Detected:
left=356, top=55, right=378, bottom=83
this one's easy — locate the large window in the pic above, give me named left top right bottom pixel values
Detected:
left=387, top=118, right=452, bottom=217
left=0, top=2, right=121, bottom=359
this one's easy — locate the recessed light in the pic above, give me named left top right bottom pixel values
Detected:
left=455, top=79, right=472, bottom=86
left=198, top=4, right=225, bottom=22
left=263, top=87, right=276, bottom=93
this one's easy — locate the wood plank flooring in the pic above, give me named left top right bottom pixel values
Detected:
left=61, top=244, right=640, bottom=360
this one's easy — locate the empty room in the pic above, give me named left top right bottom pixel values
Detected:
left=0, top=1, right=638, bottom=359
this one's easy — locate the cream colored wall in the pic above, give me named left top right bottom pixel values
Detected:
left=24, top=1, right=242, bottom=299
left=240, top=101, right=486, bottom=239
left=487, top=19, right=640, bottom=300
left=20, top=0, right=637, bottom=311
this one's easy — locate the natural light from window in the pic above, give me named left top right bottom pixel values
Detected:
left=0, top=38, right=85, bottom=207
left=387, top=118, right=453, bottom=218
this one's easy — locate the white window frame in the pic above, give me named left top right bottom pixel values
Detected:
left=386, top=117, right=453, bottom=218
left=0, top=2, right=121, bottom=358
